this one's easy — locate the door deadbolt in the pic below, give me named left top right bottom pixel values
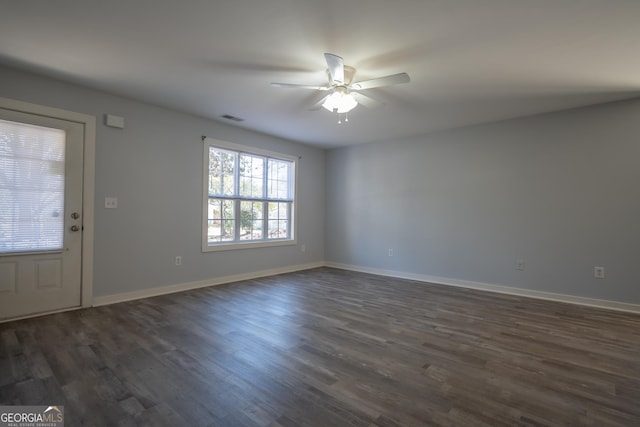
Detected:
left=71, top=212, right=80, bottom=219
left=70, top=225, right=80, bottom=232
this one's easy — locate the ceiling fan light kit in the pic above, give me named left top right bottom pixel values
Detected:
left=272, top=53, right=410, bottom=123
left=321, top=87, right=358, bottom=114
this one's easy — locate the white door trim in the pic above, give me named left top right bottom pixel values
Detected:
left=0, top=97, right=95, bottom=309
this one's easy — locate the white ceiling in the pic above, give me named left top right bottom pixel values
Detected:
left=1, top=0, right=639, bottom=147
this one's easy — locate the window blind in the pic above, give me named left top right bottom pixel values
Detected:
left=0, top=118, right=66, bottom=254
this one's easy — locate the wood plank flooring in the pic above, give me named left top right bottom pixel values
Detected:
left=1, top=267, right=640, bottom=426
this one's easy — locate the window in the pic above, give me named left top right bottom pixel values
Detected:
left=202, top=138, right=297, bottom=251
left=0, top=119, right=66, bottom=254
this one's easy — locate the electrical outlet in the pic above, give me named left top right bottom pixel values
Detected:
left=594, top=266, right=605, bottom=279
left=516, top=259, right=525, bottom=271
left=175, top=256, right=182, bottom=266
left=300, top=244, right=306, bottom=253
left=388, top=248, right=394, bottom=257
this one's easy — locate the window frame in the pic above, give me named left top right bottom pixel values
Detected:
left=202, top=137, right=298, bottom=252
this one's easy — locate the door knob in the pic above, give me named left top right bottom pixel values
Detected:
left=71, top=212, right=80, bottom=219
left=70, top=225, right=80, bottom=232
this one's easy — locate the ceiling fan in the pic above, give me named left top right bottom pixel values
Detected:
left=271, top=53, right=410, bottom=123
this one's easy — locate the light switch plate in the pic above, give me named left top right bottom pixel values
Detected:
left=105, top=197, right=118, bottom=209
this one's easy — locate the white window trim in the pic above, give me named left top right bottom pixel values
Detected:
left=202, top=137, right=298, bottom=252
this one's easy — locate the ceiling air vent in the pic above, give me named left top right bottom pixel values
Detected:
left=221, top=114, right=244, bottom=122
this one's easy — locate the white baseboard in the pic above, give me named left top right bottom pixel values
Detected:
left=93, top=259, right=640, bottom=315
left=325, top=262, right=640, bottom=314
left=92, top=261, right=324, bottom=307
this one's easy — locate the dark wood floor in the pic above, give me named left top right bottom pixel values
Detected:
left=1, top=267, right=639, bottom=426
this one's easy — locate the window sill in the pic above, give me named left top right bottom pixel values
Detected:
left=202, top=239, right=297, bottom=252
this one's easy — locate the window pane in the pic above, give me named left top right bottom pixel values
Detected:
left=208, top=147, right=236, bottom=196
left=268, top=202, right=289, bottom=239
left=267, top=159, right=291, bottom=200
left=239, top=154, right=264, bottom=198
left=0, top=119, right=66, bottom=254
left=239, top=201, right=263, bottom=240
left=207, top=198, right=235, bottom=243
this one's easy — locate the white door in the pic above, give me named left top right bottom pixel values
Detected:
left=0, top=108, right=84, bottom=320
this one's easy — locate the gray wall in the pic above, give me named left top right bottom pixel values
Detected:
left=0, top=65, right=325, bottom=298
left=326, top=98, right=640, bottom=304
left=3, top=64, right=639, bottom=305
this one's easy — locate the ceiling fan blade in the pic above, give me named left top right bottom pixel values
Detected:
left=324, top=53, right=344, bottom=84
left=271, top=82, right=330, bottom=90
left=352, top=92, right=383, bottom=109
left=309, top=94, right=331, bottom=111
left=352, top=72, right=410, bottom=90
